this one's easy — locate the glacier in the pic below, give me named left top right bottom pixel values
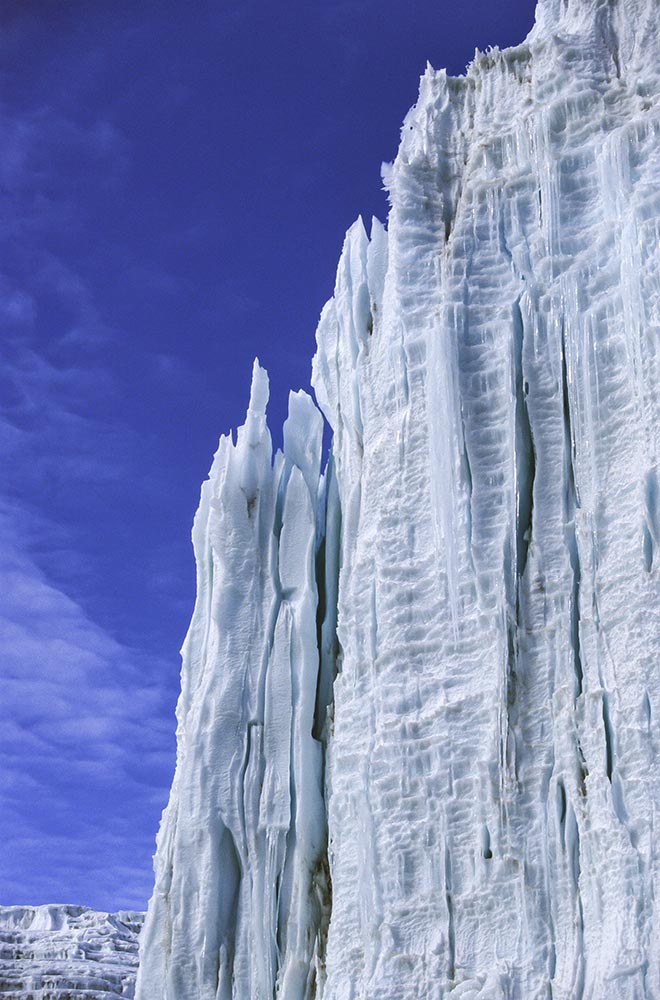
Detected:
left=137, top=0, right=660, bottom=997
left=0, top=905, right=143, bottom=998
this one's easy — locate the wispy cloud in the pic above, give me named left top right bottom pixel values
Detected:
left=0, top=26, right=183, bottom=910
left=0, top=498, right=176, bottom=909
left=0, top=350, right=178, bottom=908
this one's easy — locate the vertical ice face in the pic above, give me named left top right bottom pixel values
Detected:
left=136, top=362, right=330, bottom=1000
left=140, top=0, right=660, bottom=997
left=312, top=1, right=660, bottom=997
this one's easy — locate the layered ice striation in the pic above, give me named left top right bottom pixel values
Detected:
left=0, top=904, right=143, bottom=998
left=139, top=0, right=660, bottom=996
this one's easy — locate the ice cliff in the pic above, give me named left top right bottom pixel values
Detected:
left=137, top=0, right=660, bottom=996
left=0, top=904, right=143, bottom=998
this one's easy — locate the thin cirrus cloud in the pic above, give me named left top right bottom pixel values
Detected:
left=0, top=65, right=182, bottom=907
left=0, top=499, right=176, bottom=910
left=0, top=303, right=178, bottom=910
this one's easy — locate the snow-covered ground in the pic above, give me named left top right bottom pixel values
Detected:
left=138, top=0, right=660, bottom=997
left=0, top=905, right=143, bottom=999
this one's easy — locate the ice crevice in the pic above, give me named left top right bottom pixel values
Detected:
left=560, top=319, right=585, bottom=703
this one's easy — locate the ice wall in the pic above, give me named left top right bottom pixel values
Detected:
left=313, top=1, right=660, bottom=996
left=139, top=0, right=660, bottom=996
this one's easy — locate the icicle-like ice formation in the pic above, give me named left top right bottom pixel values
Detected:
left=136, top=362, right=333, bottom=999
left=139, top=0, right=660, bottom=996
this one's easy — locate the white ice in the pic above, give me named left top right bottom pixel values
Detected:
left=139, top=0, right=660, bottom=996
left=0, top=904, right=143, bottom=998
left=137, top=362, right=329, bottom=999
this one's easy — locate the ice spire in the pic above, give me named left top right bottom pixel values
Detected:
left=136, top=369, right=330, bottom=1000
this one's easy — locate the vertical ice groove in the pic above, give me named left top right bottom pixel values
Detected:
left=560, top=321, right=584, bottom=702
left=314, top=451, right=341, bottom=741
left=512, top=294, right=535, bottom=588
left=427, top=277, right=462, bottom=636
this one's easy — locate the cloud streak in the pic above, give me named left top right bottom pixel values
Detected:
left=0, top=499, right=176, bottom=910
left=0, top=25, right=184, bottom=911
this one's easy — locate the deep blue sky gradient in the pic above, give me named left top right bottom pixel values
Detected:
left=1, top=0, right=536, bottom=910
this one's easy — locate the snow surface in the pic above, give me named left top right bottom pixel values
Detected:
left=0, top=904, right=143, bottom=998
left=138, top=0, right=660, bottom=996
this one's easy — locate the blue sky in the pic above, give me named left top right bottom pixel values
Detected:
left=1, top=0, right=536, bottom=911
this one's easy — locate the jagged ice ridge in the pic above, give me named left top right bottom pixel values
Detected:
left=137, top=0, right=660, bottom=996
